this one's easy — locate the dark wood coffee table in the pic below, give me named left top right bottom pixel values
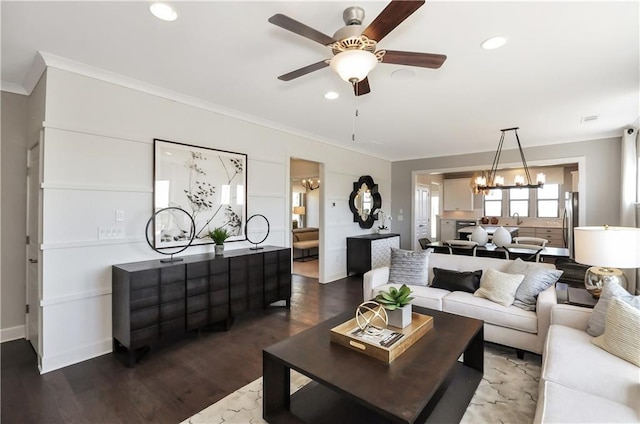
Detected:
left=263, top=307, right=484, bottom=423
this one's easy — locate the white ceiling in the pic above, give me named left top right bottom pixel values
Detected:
left=2, top=1, right=638, bottom=161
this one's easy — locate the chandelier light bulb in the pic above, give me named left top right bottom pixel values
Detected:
left=330, top=50, right=378, bottom=83
left=494, top=175, right=505, bottom=186
left=537, top=173, right=546, bottom=185
left=514, top=175, right=525, bottom=186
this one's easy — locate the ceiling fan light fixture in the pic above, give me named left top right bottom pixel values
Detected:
left=330, top=50, right=378, bottom=83
left=481, top=36, right=507, bottom=50
left=150, top=3, right=177, bottom=21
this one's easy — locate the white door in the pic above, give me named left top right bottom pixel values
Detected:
left=415, top=184, right=430, bottom=249
left=26, top=144, right=40, bottom=355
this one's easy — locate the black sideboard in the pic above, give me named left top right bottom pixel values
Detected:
left=112, top=246, right=291, bottom=366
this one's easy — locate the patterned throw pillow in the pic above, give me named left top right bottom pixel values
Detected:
left=505, top=258, right=564, bottom=311
left=474, top=268, right=525, bottom=307
left=388, top=248, right=429, bottom=286
left=592, top=297, right=640, bottom=366
left=587, top=281, right=640, bottom=337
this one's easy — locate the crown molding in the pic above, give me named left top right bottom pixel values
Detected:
left=14, top=51, right=388, bottom=162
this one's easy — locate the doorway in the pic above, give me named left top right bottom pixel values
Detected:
left=414, top=184, right=431, bottom=250
left=290, top=158, right=321, bottom=280
left=26, top=143, right=41, bottom=358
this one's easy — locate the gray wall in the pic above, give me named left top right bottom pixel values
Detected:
left=391, top=137, right=622, bottom=249
left=1, top=91, right=29, bottom=333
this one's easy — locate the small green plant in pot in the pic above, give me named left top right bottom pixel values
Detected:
left=209, top=227, right=230, bottom=255
left=375, top=284, right=414, bottom=328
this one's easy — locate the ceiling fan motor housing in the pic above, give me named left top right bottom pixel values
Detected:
left=343, top=6, right=365, bottom=26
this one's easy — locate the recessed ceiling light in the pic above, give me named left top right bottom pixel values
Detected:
left=391, top=69, right=416, bottom=80
left=150, top=3, right=177, bottom=21
left=481, top=36, right=508, bottom=50
left=324, top=91, right=339, bottom=100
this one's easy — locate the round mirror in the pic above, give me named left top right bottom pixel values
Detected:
left=349, top=175, right=382, bottom=229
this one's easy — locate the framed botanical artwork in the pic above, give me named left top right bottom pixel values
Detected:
left=153, top=139, right=247, bottom=248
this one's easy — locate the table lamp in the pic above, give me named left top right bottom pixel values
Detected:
left=293, top=206, right=306, bottom=228
left=574, top=225, right=640, bottom=298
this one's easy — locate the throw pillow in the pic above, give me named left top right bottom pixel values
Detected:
left=388, top=248, right=429, bottom=286
left=474, top=268, right=525, bottom=307
left=586, top=281, right=640, bottom=337
left=505, top=258, right=564, bottom=311
left=431, top=268, right=482, bottom=293
left=591, top=297, right=640, bottom=367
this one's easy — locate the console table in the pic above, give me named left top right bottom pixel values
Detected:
left=112, top=246, right=291, bottom=366
left=346, top=233, right=400, bottom=275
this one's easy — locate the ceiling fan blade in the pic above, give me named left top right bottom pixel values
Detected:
left=381, top=50, right=447, bottom=68
left=363, top=0, right=425, bottom=43
left=353, top=78, right=371, bottom=96
left=277, top=60, right=330, bottom=81
left=268, top=14, right=335, bottom=46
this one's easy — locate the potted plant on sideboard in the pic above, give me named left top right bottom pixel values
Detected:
left=209, top=227, right=230, bottom=255
left=375, top=284, right=414, bottom=328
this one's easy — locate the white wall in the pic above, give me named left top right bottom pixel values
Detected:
left=31, top=67, right=390, bottom=372
left=1, top=92, right=28, bottom=341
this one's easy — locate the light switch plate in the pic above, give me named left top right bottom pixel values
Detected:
left=115, top=209, right=125, bottom=222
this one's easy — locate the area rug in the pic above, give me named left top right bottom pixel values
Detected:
left=292, top=259, right=319, bottom=279
left=182, top=344, right=541, bottom=424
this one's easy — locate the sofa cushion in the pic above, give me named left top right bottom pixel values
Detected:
left=443, top=291, right=538, bottom=333
left=537, top=380, right=639, bottom=423
left=592, top=297, right=640, bottom=367
left=388, top=248, right=429, bottom=286
left=542, top=324, right=640, bottom=409
left=374, top=283, right=448, bottom=311
left=587, top=281, right=640, bottom=337
left=505, top=258, right=563, bottom=311
left=431, top=268, right=481, bottom=293
left=474, top=268, right=524, bottom=307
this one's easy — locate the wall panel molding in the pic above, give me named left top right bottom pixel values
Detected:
left=42, top=183, right=152, bottom=193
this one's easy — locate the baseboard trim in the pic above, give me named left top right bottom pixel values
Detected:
left=0, top=325, right=26, bottom=343
left=39, top=338, right=112, bottom=374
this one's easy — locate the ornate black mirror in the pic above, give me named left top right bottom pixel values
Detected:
left=349, top=175, right=382, bottom=229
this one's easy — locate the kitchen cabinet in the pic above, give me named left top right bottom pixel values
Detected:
left=443, top=178, right=474, bottom=211
left=535, top=227, right=563, bottom=247
left=439, top=219, right=456, bottom=241
left=517, top=227, right=564, bottom=247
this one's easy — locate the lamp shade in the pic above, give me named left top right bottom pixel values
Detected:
left=293, top=206, right=306, bottom=215
left=330, top=50, right=378, bottom=83
left=574, top=226, right=640, bottom=268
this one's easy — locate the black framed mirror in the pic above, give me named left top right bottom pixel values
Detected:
left=349, top=175, right=382, bottom=229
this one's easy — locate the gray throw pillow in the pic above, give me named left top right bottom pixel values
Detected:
left=505, top=258, right=563, bottom=311
left=587, top=281, right=640, bottom=337
left=388, top=248, right=429, bottom=286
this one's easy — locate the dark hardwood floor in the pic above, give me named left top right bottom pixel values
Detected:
left=1, top=274, right=364, bottom=424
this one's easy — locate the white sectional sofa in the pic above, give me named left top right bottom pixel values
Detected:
left=363, top=252, right=558, bottom=355
left=534, top=304, right=640, bottom=423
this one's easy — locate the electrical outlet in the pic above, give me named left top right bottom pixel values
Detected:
left=397, top=215, right=404, bottom=221
left=98, top=226, right=125, bottom=240
left=115, top=209, right=125, bottom=222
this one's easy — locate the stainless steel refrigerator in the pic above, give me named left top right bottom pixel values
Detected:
left=563, top=191, right=579, bottom=257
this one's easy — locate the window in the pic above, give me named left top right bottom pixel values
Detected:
left=538, top=184, right=559, bottom=217
left=484, top=189, right=502, bottom=217
left=509, top=188, right=529, bottom=217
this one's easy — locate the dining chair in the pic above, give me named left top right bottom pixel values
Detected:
left=444, top=240, right=478, bottom=256
left=418, top=238, right=432, bottom=250
left=503, top=243, right=545, bottom=262
left=513, top=237, right=548, bottom=247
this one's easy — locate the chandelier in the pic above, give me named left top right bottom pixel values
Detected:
left=470, top=127, right=545, bottom=194
left=301, top=178, right=320, bottom=191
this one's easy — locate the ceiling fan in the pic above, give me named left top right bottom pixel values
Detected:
left=268, top=0, right=447, bottom=96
